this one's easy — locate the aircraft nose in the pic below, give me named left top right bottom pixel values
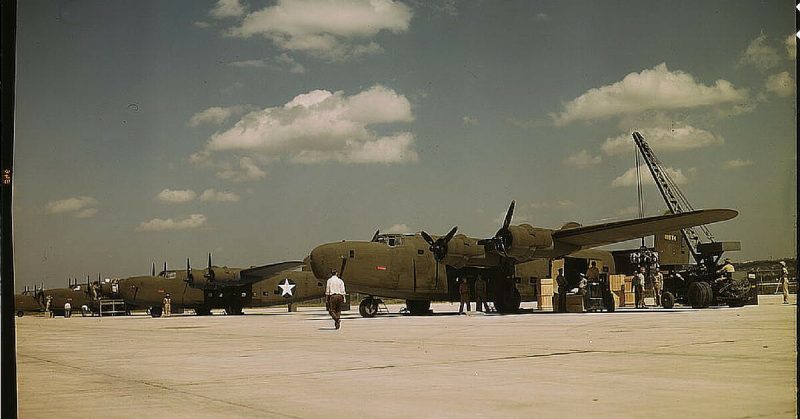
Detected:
left=118, top=279, right=137, bottom=303
left=310, top=243, right=342, bottom=279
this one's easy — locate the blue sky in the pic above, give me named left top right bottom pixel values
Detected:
left=13, top=0, right=796, bottom=289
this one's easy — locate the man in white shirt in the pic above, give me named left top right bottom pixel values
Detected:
left=326, top=270, right=346, bottom=330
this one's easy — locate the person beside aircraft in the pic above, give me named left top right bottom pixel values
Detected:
left=162, top=294, right=172, bottom=317
left=64, top=300, right=72, bottom=318
left=325, top=270, right=346, bottom=330
left=585, top=261, right=600, bottom=281
left=475, top=275, right=490, bottom=313
left=457, top=277, right=470, bottom=314
left=555, top=268, right=567, bottom=313
left=45, top=295, right=53, bottom=318
left=716, top=258, right=735, bottom=276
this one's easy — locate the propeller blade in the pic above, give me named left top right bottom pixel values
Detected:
left=371, top=230, right=380, bottom=242
left=339, top=257, right=348, bottom=278
left=164, top=261, right=167, bottom=273
left=502, top=200, right=515, bottom=229
left=420, top=231, right=435, bottom=246
left=207, top=253, right=212, bottom=270
left=186, top=258, right=194, bottom=282
left=443, top=226, right=458, bottom=243
left=151, top=262, right=156, bottom=276
left=204, top=253, right=215, bottom=280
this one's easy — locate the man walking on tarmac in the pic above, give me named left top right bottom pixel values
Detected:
left=326, top=270, right=346, bottom=329
left=458, top=277, right=471, bottom=314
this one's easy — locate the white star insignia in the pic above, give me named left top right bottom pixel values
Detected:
left=278, top=279, right=296, bottom=298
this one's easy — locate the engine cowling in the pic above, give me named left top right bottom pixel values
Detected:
left=500, top=224, right=554, bottom=260
left=442, top=234, right=485, bottom=267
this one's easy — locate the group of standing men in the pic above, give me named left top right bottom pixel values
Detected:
left=458, top=275, right=491, bottom=314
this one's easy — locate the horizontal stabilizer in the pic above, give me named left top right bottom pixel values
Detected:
left=552, top=209, right=737, bottom=249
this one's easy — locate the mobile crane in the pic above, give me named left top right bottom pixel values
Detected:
left=631, top=131, right=751, bottom=308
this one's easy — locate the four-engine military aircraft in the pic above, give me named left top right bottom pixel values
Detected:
left=119, top=254, right=325, bottom=316
left=308, top=201, right=738, bottom=317
left=14, top=277, right=118, bottom=317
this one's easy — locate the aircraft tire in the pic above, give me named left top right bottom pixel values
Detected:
left=225, top=306, right=244, bottom=315
left=16, top=311, right=23, bottom=317
left=150, top=306, right=163, bottom=318
left=405, top=300, right=431, bottom=315
left=359, top=298, right=378, bottom=318
left=661, top=291, right=675, bottom=309
left=494, top=285, right=521, bottom=314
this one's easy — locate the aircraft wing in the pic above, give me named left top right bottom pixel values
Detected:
left=552, top=209, right=737, bottom=249
left=233, top=261, right=305, bottom=286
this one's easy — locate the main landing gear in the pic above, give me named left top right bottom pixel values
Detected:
left=358, top=297, right=382, bottom=318
left=491, top=278, right=521, bottom=314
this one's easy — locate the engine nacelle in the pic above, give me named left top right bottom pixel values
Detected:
left=503, top=224, right=554, bottom=260
left=443, top=234, right=485, bottom=267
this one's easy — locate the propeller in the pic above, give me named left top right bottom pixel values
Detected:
left=151, top=262, right=156, bottom=276
left=420, top=226, right=458, bottom=262
left=204, top=253, right=215, bottom=280
left=164, top=261, right=168, bottom=273
left=370, top=230, right=380, bottom=242
left=478, top=200, right=515, bottom=257
left=420, top=226, right=458, bottom=287
left=339, top=256, right=348, bottom=278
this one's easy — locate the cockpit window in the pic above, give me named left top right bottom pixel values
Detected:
left=387, top=237, right=402, bottom=247
left=164, top=272, right=177, bottom=279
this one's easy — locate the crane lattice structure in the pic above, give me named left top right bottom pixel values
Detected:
left=631, top=131, right=715, bottom=263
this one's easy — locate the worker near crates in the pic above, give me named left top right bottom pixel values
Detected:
left=585, top=261, right=600, bottom=281
left=555, top=268, right=567, bottom=313
left=633, top=267, right=646, bottom=309
left=652, top=268, right=663, bottom=307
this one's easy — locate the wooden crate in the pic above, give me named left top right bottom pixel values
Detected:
left=565, top=294, right=584, bottom=313
left=609, top=274, right=627, bottom=292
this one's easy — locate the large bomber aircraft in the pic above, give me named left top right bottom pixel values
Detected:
left=308, top=201, right=737, bottom=317
left=118, top=255, right=325, bottom=316
left=14, top=278, right=116, bottom=317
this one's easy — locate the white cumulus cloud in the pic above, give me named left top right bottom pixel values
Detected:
left=45, top=196, right=99, bottom=218
left=157, top=189, right=197, bottom=203
left=550, top=63, right=748, bottom=125
left=137, top=214, right=208, bottom=232
left=205, top=85, right=418, bottom=164
left=384, top=223, right=411, bottom=233
left=721, top=159, right=754, bottom=170
left=216, top=157, right=267, bottom=182
left=187, top=106, right=254, bottom=127
left=564, top=149, right=601, bottom=168
left=226, top=0, right=412, bottom=61
left=211, top=0, right=245, bottom=19
left=786, top=33, right=796, bottom=60
left=738, top=33, right=781, bottom=71
left=611, top=165, right=688, bottom=188
left=199, top=189, right=241, bottom=202
left=602, top=126, right=724, bottom=156
left=765, top=71, right=795, bottom=97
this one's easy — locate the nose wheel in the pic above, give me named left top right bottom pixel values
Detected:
left=358, top=297, right=381, bottom=318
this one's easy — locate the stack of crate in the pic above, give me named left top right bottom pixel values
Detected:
left=537, top=278, right=554, bottom=310
left=608, top=274, right=635, bottom=307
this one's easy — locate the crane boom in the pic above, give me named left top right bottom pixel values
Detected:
left=631, top=131, right=715, bottom=262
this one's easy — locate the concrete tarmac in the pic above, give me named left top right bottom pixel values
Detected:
left=16, top=295, right=796, bottom=418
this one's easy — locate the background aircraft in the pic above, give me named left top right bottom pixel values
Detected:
left=309, top=201, right=737, bottom=316
left=119, top=255, right=325, bottom=316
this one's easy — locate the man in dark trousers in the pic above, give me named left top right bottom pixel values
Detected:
left=326, top=270, right=346, bottom=329
left=458, top=277, right=471, bottom=314
left=555, top=268, right=567, bottom=313
left=474, top=275, right=490, bottom=313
